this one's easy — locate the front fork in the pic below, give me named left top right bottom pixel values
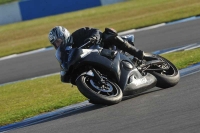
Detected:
left=91, top=68, right=107, bottom=85
left=76, top=67, right=107, bottom=86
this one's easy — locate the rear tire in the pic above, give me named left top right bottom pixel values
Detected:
left=76, top=75, right=123, bottom=105
left=145, top=54, right=180, bottom=88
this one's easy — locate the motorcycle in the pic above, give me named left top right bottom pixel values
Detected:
left=61, top=36, right=180, bottom=105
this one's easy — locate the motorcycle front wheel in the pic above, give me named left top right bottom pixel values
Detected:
left=76, top=74, right=123, bottom=105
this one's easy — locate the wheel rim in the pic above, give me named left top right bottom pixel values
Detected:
left=158, top=59, right=177, bottom=76
left=84, top=76, right=119, bottom=97
left=90, top=79, right=113, bottom=92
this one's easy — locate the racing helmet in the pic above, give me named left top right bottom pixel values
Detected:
left=48, top=26, right=71, bottom=49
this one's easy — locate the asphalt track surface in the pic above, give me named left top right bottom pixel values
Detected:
left=2, top=18, right=200, bottom=133
left=1, top=18, right=200, bottom=84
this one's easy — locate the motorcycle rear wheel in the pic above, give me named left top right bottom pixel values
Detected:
left=145, top=53, right=180, bottom=88
left=76, top=75, right=123, bottom=105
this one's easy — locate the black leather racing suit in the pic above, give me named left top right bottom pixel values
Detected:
left=70, top=27, right=102, bottom=48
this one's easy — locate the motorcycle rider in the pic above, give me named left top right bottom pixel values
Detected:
left=48, top=26, right=144, bottom=83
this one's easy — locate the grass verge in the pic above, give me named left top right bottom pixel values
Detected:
left=0, top=0, right=200, bottom=57
left=0, top=0, right=18, bottom=5
left=0, top=75, right=87, bottom=126
left=1, top=48, right=200, bottom=126
left=161, top=49, right=200, bottom=70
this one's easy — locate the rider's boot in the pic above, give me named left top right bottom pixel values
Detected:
left=115, top=36, right=144, bottom=60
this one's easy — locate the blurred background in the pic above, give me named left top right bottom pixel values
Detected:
left=0, top=0, right=125, bottom=25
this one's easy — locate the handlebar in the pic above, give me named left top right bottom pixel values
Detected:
left=78, top=41, right=92, bottom=49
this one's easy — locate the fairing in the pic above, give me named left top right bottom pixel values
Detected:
left=68, top=48, right=157, bottom=96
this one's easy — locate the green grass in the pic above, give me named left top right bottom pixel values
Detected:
left=0, top=0, right=200, bottom=57
left=1, top=48, right=200, bottom=126
left=0, top=75, right=87, bottom=126
left=161, top=49, right=200, bottom=69
left=0, top=0, right=18, bottom=5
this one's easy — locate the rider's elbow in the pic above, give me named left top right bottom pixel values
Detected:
left=60, top=70, right=70, bottom=83
left=61, top=75, right=70, bottom=83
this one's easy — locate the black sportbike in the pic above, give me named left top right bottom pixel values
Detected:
left=63, top=40, right=180, bottom=105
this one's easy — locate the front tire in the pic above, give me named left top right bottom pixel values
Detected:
left=76, top=75, right=123, bottom=105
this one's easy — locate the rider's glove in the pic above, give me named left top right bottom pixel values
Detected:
left=84, top=36, right=97, bottom=44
